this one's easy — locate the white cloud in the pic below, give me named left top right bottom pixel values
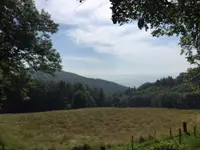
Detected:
left=35, top=0, right=191, bottom=85
left=35, top=0, right=110, bottom=25
left=63, top=56, right=104, bottom=63
left=66, top=24, right=190, bottom=73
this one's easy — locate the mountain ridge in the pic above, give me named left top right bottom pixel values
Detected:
left=32, top=71, right=128, bottom=94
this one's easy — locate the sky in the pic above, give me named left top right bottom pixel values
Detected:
left=35, top=0, right=191, bottom=87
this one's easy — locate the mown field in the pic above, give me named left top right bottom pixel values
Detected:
left=0, top=108, right=200, bottom=150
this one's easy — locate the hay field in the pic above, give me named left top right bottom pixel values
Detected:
left=0, top=108, right=199, bottom=150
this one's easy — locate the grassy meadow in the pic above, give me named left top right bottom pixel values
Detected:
left=0, top=108, right=200, bottom=150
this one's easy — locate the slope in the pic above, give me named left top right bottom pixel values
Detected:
left=32, top=71, right=128, bottom=94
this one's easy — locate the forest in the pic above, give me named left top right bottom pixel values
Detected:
left=1, top=71, right=200, bottom=113
left=114, top=73, right=200, bottom=109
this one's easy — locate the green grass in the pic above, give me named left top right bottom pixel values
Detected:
left=109, top=132, right=200, bottom=150
left=0, top=108, right=200, bottom=150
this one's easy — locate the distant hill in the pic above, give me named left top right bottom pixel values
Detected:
left=32, top=71, right=128, bottom=94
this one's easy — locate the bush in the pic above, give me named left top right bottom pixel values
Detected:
left=148, top=134, right=154, bottom=140
left=0, top=136, right=4, bottom=145
left=72, top=144, right=92, bottom=150
left=83, top=144, right=92, bottom=150
left=150, top=141, right=185, bottom=150
left=139, top=135, right=145, bottom=143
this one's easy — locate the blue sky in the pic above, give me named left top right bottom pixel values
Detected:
left=35, top=0, right=191, bottom=87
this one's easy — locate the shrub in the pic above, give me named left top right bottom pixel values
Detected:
left=0, top=136, right=4, bottom=145
left=139, top=135, right=145, bottom=143
left=72, top=146, right=82, bottom=150
left=82, top=144, right=92, bottom=150
left=72, top=144, right=92, bottom=150
left=48, top=148, right=56, bottom=150
left=106, top=143, right=113, bottom=148
left=100, top=145, right=106, bottom=150
left=148, top=134, right=154, bottom=140
left=150, top=141, right=185, bottom=150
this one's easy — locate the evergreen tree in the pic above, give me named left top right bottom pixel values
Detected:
left=72, top=90, right=86, bottom=109
left=96, top=88, right=105, bottom=107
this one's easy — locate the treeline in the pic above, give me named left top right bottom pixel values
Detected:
left=0, top=80, right=105, bottom=113
left=1, top=72, right=200, bottom=113
left=112, top=73, right=200, bottom=109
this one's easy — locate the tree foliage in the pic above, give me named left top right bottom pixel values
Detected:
left=97, top=88, right=105, bottom=107
left=1, top=71, right=200, bottom=113
left=0, top=0, right=62, bottom=100
left=115, top=72, right=200, bottom=109
left=0, top=81, right=106, bottom=113
left=184, top=66, right=200, bottom=92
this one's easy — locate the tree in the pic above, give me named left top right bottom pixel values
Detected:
left=72, top=90, right=86, bottom=109
left=96, top=88, right=105, bottom=107
left=84, top=91, right=96, bottom=107
left=0, top=0, right=62, bottom=100
left=184, top=67, right=200, bottom=92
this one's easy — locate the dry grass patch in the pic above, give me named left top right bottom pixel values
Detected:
left=0, top=108, right=200, bottom=150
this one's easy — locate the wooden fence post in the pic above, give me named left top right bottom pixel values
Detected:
left=194, top=125, right=197, bottom=137
left=170, top=127, right=172, bottom=137
left=179, top=129, right=182, bottom=144
left=1, top=144, right=4, bottom=150
left=183, top=122, right=187, bottom=133
left=131, top=136, right=134, bottom=150
left=100, top=145, right=106, bottom=150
